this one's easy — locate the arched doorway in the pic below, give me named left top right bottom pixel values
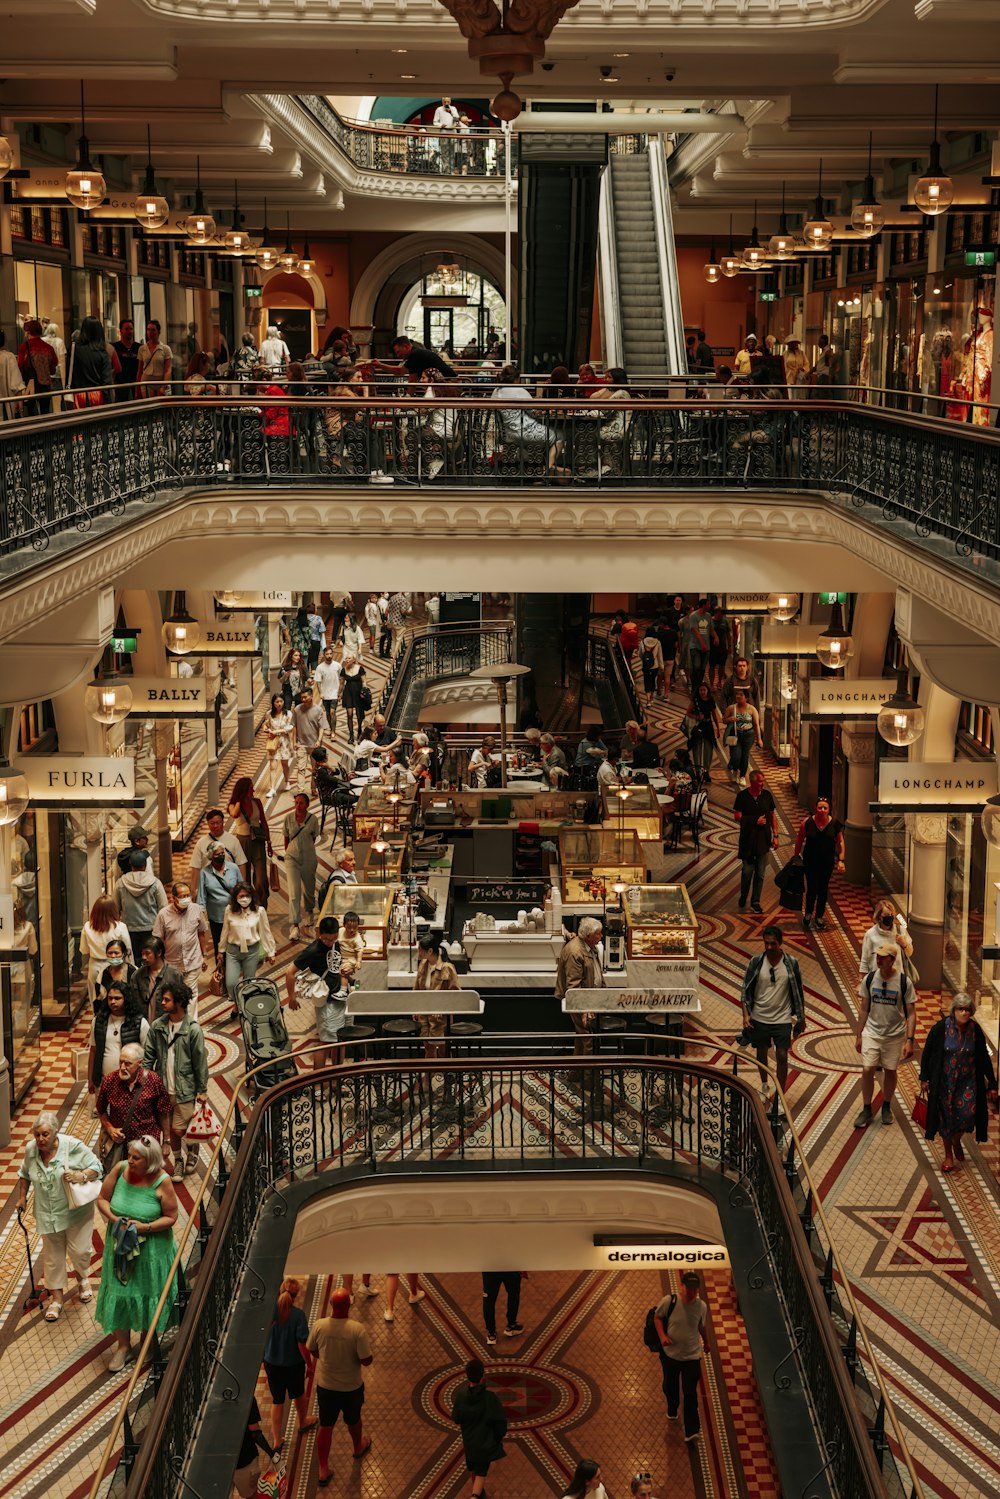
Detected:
left=349, top=234, right=510, bottom=357
left=260, top=269, right=328, bottom=359
left=395, top=264, right=505, bottom=354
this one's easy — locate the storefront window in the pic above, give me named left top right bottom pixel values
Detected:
left=922, top=273, right=993, bottom=425
left=13, top=259, right=70, bottom=374
left=7, top=809, right=42, bottom=1099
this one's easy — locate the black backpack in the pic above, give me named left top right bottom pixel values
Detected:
left=641, top=647, right=655, bottom=672
left=643, top=1294, right=675, bottom=1352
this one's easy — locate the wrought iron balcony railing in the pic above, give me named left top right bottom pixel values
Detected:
left=86, top=1037, right=924, bottom=1499
left=297, top=95, right=515, bottom=179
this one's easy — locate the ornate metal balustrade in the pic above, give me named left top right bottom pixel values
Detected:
left=1, top=396, right=998, bottom=579
left=378, top=622, right=514, bottom=730
left=298, top=94, right=514, bottom=179
left=87, top=1040, right=923, bottom=1499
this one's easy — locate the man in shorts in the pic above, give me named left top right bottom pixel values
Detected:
left=739, top=925, right=806, bottom=1101
left=307, top=1287, right=373, bottom=1484
left=854, top=943, right=915, bottom=1128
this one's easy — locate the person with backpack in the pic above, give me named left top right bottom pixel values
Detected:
left=652, top=1272, right=711, bottom=1443
left=451, top=1356, right=508, bottom=1497
left=739, top=924, right=806, bottom=1101
left=854, top=944, right=915, bottom=1130
left=639, top=626, right=664, bottom=699
left=16, top=318, right=58, bottom=416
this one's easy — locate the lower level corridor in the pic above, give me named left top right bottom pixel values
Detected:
left=0, top=659, right=998, bottom=1499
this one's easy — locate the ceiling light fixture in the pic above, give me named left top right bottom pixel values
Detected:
left=255, top=196, right=279, bottom=272
left=769, top=181, right=796, bottom=259
left=876, top=665, right=925, bottom=747
left=720, top=214, right=741, bottom=278
left=65, top=80, right=107, bottom=210
left=851, top=132, right=884, bottom=237
left=84, top=650, right=134, bottom=726
left=0, top=758, right=29, bottom=827
left=703, top=242, right=721, bottom=284
left=184, top=156, right=216, bottom=245
left=815, top=598, right=854, bottom=670
left=278, top=212, right=299, bottom=272
left=742, top=200, right=766, bottom=267
left=298, top=239, right=315, bottom=276
left=133, top=124, right=170, bottom=231
left=162, top=591, right=202, bottom=655
left=914, top=84, right=954, bottom=216
left=223, top=180, right=252, bottom=254
left=766, top=592, right=800, bottom=622
left=0, top=135, right=14, bottom=180
left=803, top=158, right=834, bottom=250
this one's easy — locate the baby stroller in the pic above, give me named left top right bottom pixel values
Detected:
left=235, top=976, right=297, bottom=1093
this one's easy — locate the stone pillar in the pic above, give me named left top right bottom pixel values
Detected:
left=153, top=722, right=174, bottom=886
left=907, top=813, right=947, bottom=990
left=236, top=659, right=256, bottom=750
left=841, top=725, right=876, bottom=886
left=205, top=663, right=222, bottom=808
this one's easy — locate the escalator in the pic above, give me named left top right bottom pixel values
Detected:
left=599, top=140, right=687, bottom=379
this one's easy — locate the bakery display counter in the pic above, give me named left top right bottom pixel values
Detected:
left=558, top=828, right=646, bottom=903
left=601, top=782, right=664, bottom=841
left=623, top=883, right=698, bottom=960
left=318, top=883, right=395, bottom=960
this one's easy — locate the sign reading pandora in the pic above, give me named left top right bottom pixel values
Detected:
left=126, top=676, right=210, bottom=717
left=877, top=761, right=999, bottom=806
left=15, top=757, right=136, bottom=803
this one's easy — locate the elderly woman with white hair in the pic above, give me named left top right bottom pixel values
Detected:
left=95, top=1133, right=179, bottom=1370
left=919, top=993, right=999, bottom=1173
left=17, top=1110, right=102, bottom=1321
left=259, top=325, right=291, bottom=374
left=409, top=731, right=432, bottom=784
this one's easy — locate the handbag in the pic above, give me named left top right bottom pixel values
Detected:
left=723, top=728, right=738, bottom=747
left=209, top=953, right=225, bottom=997
left=911, top=1093, right=928, bottom=1129
left=186, top=1100, right=220, bottom=1141
left=295, top=969, right=330, bottom=1010
left=269, top=859, right=281, bottom=894
left=64, top=1172, right=102, bottom=1210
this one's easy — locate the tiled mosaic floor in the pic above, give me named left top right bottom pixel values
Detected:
left=1, top=627, right=998, bottom=1498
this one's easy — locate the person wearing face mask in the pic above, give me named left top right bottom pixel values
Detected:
left=197, top=844, right=242, bottom=955
left=859, top=899, right=914, bottom=990
left=88, top=981, right=149, bottom=1097
left=143, top=982, right=209, bottom=1180
left=114, top=848, right=168, bottom=961
left=189, top=808, right=247, bottom=886
left=152, top=882, right=211, bottom=1019
left=219, top=881, right=277, bottom=999
left=95, top=938, right=138, bottom=1008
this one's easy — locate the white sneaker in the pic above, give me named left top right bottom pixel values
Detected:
left=383, top=1309, right=394, bottom=1322
left=738, top=776, right=747, bottom=789
left=408, top=1289, right=426, bottom=1305
left=363, top=1284, right=379, bottom=1298
left=289, top=925, right=300, bottom=940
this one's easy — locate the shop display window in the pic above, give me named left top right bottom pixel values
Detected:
left=623, top=884, right=698, bottom=960
left=921, top=273, right=993, bottom=426
left=363, top=838, right=407, bottom=885
left=558, top=828, right=645, bottom=902
left=353, top=784, right=417, bottom=842
left=6, top=809, right=42, bottom=1098
left=318, top=884, right=394, bottom=958
left=600, top=782, right=662, bottom=841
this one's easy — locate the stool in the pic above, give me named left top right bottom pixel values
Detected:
left=447, top=1020, right=486, bottom=1106
left=378, top=1017, right=423, bottom=1110
left=594, top=1014, right=629, bottom=1053
left=338, top=1024, right=376, bottom=1117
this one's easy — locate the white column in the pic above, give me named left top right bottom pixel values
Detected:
left=236, top=658, right=256, bottom=750
left=153, top=721, right=174, bottom=885
left=841, top=725, right=876, bottom=885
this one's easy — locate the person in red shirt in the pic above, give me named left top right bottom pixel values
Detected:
left=16, top=318, right=58, bottom=416
left=617, top=612, right=640, bottom=661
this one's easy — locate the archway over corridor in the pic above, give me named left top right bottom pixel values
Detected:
left=349, top=234, right=510, bottom=354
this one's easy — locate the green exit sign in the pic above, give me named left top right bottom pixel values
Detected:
left=760, top=291, right=778, bottom=302
left=245, top=286, right=263, bottom=298
left=111, top=634, right=138, bottom=654
left=819, top=592, right=847, bottom=605
left=965, top=248, right=996, bottom=268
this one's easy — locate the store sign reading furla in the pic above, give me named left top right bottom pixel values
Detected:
left=877, top=761, right=999, bottom=806
left=808, top=679, right=895, bottom=716
left=126, top=676, right=211, bottom=717
left=14, top=756, right=136, bottom=803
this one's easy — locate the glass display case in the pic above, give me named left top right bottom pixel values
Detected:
left=353, top=784, right=416, bottom=842
left=559, top=828, right=646, bottom=903
left=363, top=838, right=406, bottom=885
left=601, top=782, right=662, bottom=841
left=623, top=883, right=698, bottom=960
left=318, top=883, right=394, bottom=959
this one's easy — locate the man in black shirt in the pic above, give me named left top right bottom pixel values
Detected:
left=112, top=317, right=141, bottom=401
left=630, top=726, right=661, bottom=769
left=377, top=336, right=457, bottom=384
left=733, top=770, right=778, bottom=913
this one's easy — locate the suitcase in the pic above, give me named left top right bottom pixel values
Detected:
left=235, top=976, right=297, bottom=1089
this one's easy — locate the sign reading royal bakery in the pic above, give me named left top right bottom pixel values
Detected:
left=15, top=756, right=139, bottom=806
left=808, top=679, right=895, bottom=716
left=877, top=761, right=999, bottom=807
left=168, top=625, right=259, bottom=658
left=126, top=676, right=212, bottom=718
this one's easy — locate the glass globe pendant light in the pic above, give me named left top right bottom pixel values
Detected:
left=256, top=197, right=280, bottom=271
left=815, top=598, right=854, bottom=670
left=720, top=215, right=741, bottom=278
left=851, top=133, right=884, bottom=237
left=224, top=181, right=252, bottom=255
left=914, top=85, right=954, bottom=216
left=278, top=212, right=300, bottom=273
left=184, top=156, right=216, bottom=245
left=703, top=243, right=721, bottom=284
left=742, top=201, right=766, bottom=268
left=803, top=159, right=834, bottom=250
left=133, top=125, right=169, bottom=230
left=876, top=666, right=925, bottom=747
left=0, top=135, right=14, bottom=180
left=981, top=794, right=1000, bottom=850
left=65, top=81, right=107, bottom=210
left=767, top=592, right=800, bottom=622
left=84, top=651, right=134, bottom=726
left=0, top=758, right=29, bottom=826
left=298, top=240, right=315, bottom=276
left=162, top=590, right=202, bottom=654
left=769, top=182, right=796, bottom=259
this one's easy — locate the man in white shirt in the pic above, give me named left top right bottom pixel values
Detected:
left=189, top=808, right=247, bottom=884
left=595, top=754, right=620, bottom=791
left=653, top=1272, right=711, bottom=1443
left=152, top=882, right=211, bottom=1016
left=433, top=96, right=460, bottom=171
left=468, top=735, right=496, bottom=789
left=313, top=646, right=342, bottom=733
left=855, top=944, right=915, bottom=1129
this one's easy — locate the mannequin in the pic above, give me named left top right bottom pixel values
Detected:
left=951, top=305, right=994, bottom=425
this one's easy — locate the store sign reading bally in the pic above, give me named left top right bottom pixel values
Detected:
left=14, top=756, right=136, bottom=804
left=808, top=679, right=895, bottom=716
left=125, top=675, right=211, bottom=718
left=877, top=761, right=999, bottom=806
left=169, top=626, right=259, bottom=657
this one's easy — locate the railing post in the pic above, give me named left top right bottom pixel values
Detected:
left=869, top=1396, right=888, bottom=1469
left=799, top=1188, right=814, bottom=1245
left=820, top=1248, right=834, bottom=1310
left=844, top=1316, right=858, bottom=1379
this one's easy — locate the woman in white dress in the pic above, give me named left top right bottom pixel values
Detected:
left=266, top=692, right=294, bottom=793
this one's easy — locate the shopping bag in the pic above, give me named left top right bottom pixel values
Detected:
left=269, top=860, right=281, bottom=894
left=911, top=1094, right=928, bottom=1130
left=256, top=1458, right=287, bottom=1499
left=186, top=1101, right=220, bottom=1141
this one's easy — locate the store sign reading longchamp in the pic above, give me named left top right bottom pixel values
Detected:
left=877, top=761, right=999, bottom=806
left=808, top=679, right=895, bottom=715
left=125, top=676, right=211, bottom=717
left=15, top=757, right=136, bottom=802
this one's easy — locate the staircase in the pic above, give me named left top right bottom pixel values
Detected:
left=603, top=149, right=685, bottom=379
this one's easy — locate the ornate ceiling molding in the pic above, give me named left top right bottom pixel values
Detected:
left=137, top=0, right=888, bottom=27
left=3, top=484, right=1000, bottom=649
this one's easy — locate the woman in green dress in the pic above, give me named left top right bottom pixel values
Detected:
left=95, top=1134, right=179, bottom=1371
